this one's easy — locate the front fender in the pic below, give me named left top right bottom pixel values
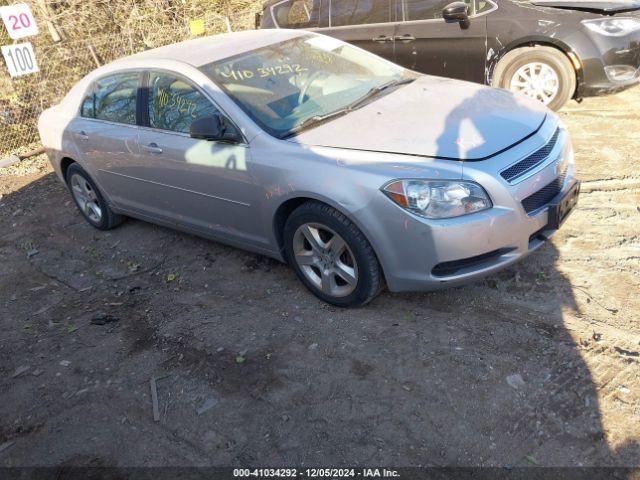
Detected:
left=486, top=35, right=584, bottom=87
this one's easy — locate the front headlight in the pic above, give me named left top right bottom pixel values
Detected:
left=582, top=17, right=640, bottom=37
left=557, top=122, right=575, bottom=169
left=382, top=180, right=492, bottom=219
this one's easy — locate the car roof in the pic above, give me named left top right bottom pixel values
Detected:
left=116, top=29, right=306, bottom=67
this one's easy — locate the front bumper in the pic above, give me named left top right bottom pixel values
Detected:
left=424, top=178, right=580, bottom=288
left=576, top=24, right=640, bottom=97
left=364, top=117, right=578, bottom=293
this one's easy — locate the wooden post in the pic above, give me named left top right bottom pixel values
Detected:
left=87, top=45, right=101, bottom=68
left=35, top=0, right=62, bottom=42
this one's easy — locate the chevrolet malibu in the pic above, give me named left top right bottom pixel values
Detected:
left=38, top=29, right=580, bottom=307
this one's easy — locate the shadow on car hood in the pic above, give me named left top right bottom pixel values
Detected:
left=290, top=76, right=548, bottom=161
left=530, top=0, right=640, bottom=13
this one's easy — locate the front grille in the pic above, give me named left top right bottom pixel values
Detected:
left=521, top=169, right=567, bottom=214
left=432, top=248, right=516, bottom=277
left=501, top=128, right=560, bottom=182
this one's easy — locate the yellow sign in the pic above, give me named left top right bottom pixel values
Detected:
left=189, top=19, right=205, bottom=36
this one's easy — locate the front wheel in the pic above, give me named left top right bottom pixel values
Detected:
left=492, top=46, right=576, bottom=111
left=284, top=201, right=382, bottom=307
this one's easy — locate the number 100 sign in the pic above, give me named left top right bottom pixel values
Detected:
left=2, top=43, right=39, bottom=77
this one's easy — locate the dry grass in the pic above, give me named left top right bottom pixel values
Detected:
left=0, top=0, right=263, bottom=155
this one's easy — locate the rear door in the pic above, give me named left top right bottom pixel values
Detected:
left=392, top=0, right=489, bottom=82
left=68, top=71, right=142, bottom=202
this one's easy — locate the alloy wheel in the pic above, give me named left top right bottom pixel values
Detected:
left=292, top=223, right=358, bottom=297
left=70, top=174, right=102, bottom=223
left=509, top=61, right=560, bottom=105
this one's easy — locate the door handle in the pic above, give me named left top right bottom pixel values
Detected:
left=372, top=35, right=393, bottom=43
left=141, top=143, right=163, bottom=154
left=75, top=130, right=89, bottom=140
left=394, top=34, right=416, bottom=43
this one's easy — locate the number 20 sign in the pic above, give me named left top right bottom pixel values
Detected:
left=0, top=3, right=39, bottom=40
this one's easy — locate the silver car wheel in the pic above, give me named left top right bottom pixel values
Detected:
left=509, top=61, right=559, bottom=105
left=293, top=223, right=358, bottom=297
left=70, top=173, right=102, bottom=223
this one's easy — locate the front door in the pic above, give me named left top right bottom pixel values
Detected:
left=133, top=72, right=264, bottom=247
left=318, top=0, right=397, bottom=63
left=392, top=0, right=488, bottom=83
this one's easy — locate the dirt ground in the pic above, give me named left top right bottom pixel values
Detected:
left=1, top=87, right=639, bottom=470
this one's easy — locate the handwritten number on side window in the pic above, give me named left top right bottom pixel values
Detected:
left=157, top=88, right=198, bottom=118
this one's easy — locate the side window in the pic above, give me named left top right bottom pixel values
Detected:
left=397, top=0, right=472, bottom=21
left=94, top=72, right=139, bottom=125
left=330, top=0, right=393, bottom=27
left=476, top=0, right=493, bottom=14
left=80, top=87, right=95, bottom=118
left=273, top=0, right=321, bottom=28
left=148, top=72, right=220, bottom=134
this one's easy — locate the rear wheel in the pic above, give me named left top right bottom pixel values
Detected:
left=492, top=46, right=576, bottom=111
left=66, top=163, right=123, bottom=230
left=284, top=201, right=382, bottom=307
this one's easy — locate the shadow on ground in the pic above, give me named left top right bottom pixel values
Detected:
left=0, top=172, right=638, bottom=469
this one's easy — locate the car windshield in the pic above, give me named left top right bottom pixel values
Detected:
left=199, top=34, right=417, bottom=139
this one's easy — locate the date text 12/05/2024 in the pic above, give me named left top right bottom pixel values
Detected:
left=233, top=468, right=401, bottom=478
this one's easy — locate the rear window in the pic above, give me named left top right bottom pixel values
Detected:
left=272, top=0, right=322, bottom=28
left=89, top=72, right=139, bottom=125
left=80, top=90, right=95, bottom=118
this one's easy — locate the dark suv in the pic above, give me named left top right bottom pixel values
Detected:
left=259, top=0, right=640, bottom=110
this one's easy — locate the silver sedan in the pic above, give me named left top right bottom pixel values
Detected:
left=38, top=29, right=579, bottom=307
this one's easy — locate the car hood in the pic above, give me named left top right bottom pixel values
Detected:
left=531, top=0, right=640, bottom=13
left=290, top=76, right=548, bottom=161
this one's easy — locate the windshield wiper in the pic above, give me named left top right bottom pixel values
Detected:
left=280, top=109, right=352, bottom=139
left=346, top=77, right=415, bottom=111
left=281, top=77, right=415, bottom=139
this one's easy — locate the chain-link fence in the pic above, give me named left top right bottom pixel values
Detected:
left=0, top=0, right=261, bottom=158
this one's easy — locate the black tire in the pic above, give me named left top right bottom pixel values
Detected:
left=283, top=201, right=382, bottom=308
left=491, top=46, right=576, bottom=111
left=65, top=163, right=124, bottom=230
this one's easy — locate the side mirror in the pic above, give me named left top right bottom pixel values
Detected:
left=190, top=115, right=223, bottom=141
left=443, top=2, right=470, bottom=28
left=190, top=115, right=242, bottom=143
